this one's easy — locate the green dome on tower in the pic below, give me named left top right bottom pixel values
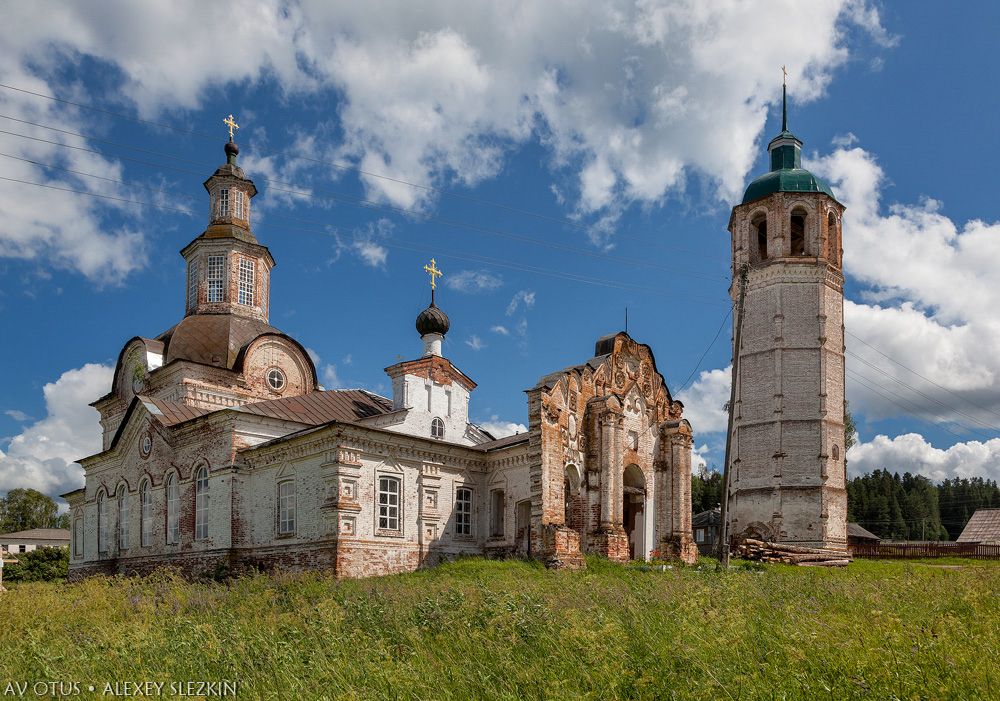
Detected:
left=741, top=81, right=835, bottom=204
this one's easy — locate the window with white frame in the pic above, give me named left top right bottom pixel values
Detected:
left=234, top=189, right=245, bottom=219
left=166, top=474, right=179, bottom=544
left=277, top=480, right=296, bottom=535
left=207, top=255, right=225, bottom=303
left=97, top=492, right=108, bottom=553
left=195, top=466, right=209, bottom=540
left=431, top=417, right=445, bottom=440
left=218, top=188, right=229, bottom=218
left=696, top=528, right=704, bottom=543
left=238, top=258, right=255, bottom=306
left=140, top=480, right=153, bottom=547
left=378, top=476, right=401, bottom=532
left=117, top=486, right=129, bottom=550
left=187, top=259, right=199, bottom=310
left=455, top=486, right=473, bottom=537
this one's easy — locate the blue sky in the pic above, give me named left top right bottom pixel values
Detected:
left=3, top=1, right=1000, bottom=499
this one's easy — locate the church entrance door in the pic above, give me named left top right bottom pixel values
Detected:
left=623, top=464, right=646, bottom=560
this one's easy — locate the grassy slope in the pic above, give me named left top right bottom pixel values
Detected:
left=3, top=557, right=999, bottom=700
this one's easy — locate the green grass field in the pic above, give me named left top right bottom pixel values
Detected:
left=3, top=557, right=998, bottom=700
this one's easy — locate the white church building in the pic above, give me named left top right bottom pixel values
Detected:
left=63, top=135, right=697, bottom=580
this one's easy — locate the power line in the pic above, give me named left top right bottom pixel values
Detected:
left=847, top=328, right=1000, bottom=424
left=0, top=173, right=729, bottom=304
left=677, top=304, right=733, bottom=392
left=847, top=350, right=1000, bottom=435
left=0, top=81, right=716, bottom=252
left=0, top=120, right=726, bottom=282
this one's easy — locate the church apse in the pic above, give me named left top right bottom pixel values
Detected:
left=526, top=332, right=697, bottom=566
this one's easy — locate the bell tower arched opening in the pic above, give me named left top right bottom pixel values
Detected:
left=790, top=207, right=807, bottom=256
left=753, top=213, right=768, bottom=261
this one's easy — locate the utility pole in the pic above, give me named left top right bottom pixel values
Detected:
left=718, top=263, right=749, bottom=567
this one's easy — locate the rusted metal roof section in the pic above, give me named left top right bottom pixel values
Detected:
left=957, top=508, right=1000, bottom=543
left=236, top=389, right=393, bottom=426
left=159, top=314, right=282, bottom=369
left=141, top=396, right=214, bottom=426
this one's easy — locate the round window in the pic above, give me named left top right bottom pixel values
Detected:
left=266, top=367, right=286, bottom=392
left=140, top=434, right=152, bottom=458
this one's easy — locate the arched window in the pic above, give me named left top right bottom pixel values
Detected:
left=165, top=474, right=179, bottom=544
left=97, top=491, right=108, bottom=553
left=140, top=480, right=153, bottom=547
left=790, top=208, right=807, bottom=256
left=195, top=466, right=209, bottom=540
left=752, top=213, right=768, bottom=261
left=827, top=211, right=838, bottom=260
left=431, top=417, right=445, bottom=440
left=117, top=485, right=129, bottom=550
left=277, top=480, right=296, bottom=535
left=564, top=465, right=583, bottom=533
left=73, top=515, right=83, bottom=559
left=234, top=189, right=245, bottom=219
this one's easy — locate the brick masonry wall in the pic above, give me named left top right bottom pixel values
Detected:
left=728, top=192, right=848, bottom=550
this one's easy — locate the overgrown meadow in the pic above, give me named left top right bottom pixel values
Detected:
left=3, top=557, right=998, bottom=699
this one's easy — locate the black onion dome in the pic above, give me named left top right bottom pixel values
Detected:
left=416, top=303, right=450, bottom=336
left=224, top=141, right=239, bottom=158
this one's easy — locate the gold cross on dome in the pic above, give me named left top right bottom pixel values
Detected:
left=782, top=65, right=788, bottom=87
left=423, top=258, right=443, bottom=290
left=223, top=114, right=239, bottom=141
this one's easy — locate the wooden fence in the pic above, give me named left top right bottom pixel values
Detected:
left=851, top=541, right=1000, bottom=560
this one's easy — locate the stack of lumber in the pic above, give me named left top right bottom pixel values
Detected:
left=736, top=538, right=851, bottom=567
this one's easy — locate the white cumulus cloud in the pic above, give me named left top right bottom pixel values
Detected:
left=676, top=365, right=731, bottom=435
left=848, top=433, right=1000, bottom=483
left=446, top=269, right=503, bottom=293
left=478, top=416, right=528, bottom=439
left=0, top=363, right=111, bottom=498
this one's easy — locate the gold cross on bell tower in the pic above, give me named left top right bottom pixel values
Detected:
left=423, top=258, right=443, bottom=303
left=223, top=114, right=239, bottom=142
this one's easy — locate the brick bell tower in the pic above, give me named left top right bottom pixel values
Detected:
left=725, top=74, right=847, bottom=550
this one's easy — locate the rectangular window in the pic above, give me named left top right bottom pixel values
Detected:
left=425, top=384, right=432, bottom=412
left=166, top=477, right=179, bottom=544
left=238, top=258, right=255, bottom=306
left=278, top=481, right=296, bottom=535
left=490, top=490, right=505, bottom=538
left=455, top=486, right=473, bottom=537
left=118, top=492, right=129, bottom=550
left=187, top=259, right=199, bottom=310
left=234, top=190, right=244, bottom=219
left=218, top=188, right=229, bottom=218
left=140, top=484, right=152, bottom=547
left=696, top=528, right=705, bottom=543
left=207, top=255, right=225, bottom=303
left=378, top=476, right=401, bottom=532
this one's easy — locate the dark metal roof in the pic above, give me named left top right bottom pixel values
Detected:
left=473, top=432, right=529, bottom=452
left=235, top=389, right=393, bottom=425
left=957, top=509, right=1000, bottom=543
left=847, top=522, right=881, bottom=541
left=692, top=508, right=721, bottom=528
left=416, top=303, right=450, bottom=336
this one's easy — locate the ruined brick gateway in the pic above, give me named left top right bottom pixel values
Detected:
left=63, top=138, right=697, bottom=580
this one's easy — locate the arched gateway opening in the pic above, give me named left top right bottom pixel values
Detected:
left=623, top=464, right=646, bottom=560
